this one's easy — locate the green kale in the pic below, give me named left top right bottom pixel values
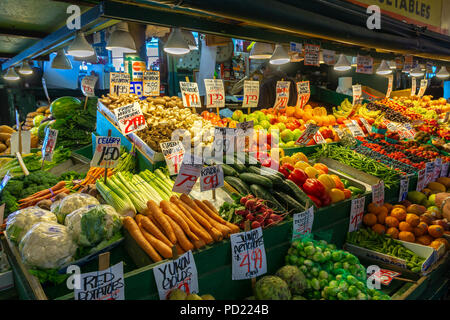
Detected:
left=4, top=179, right=24, bottom=198
left=0, top=190, right=18, bottom=216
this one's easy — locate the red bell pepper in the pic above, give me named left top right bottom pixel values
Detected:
left=307, top=194, right=322, bottom=208
left=319, top=192, right=332, bottom=207
left=302, top=178, right=326, bottom=198
left=288, top=168, right=308, bottom=187
left=279, top=163, right=295, bottom=179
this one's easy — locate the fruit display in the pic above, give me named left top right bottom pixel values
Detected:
left=392, top=95, right=450, bottom=120
left=168, top=289, right=215, bottom=300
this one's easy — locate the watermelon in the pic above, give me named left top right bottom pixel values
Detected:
left=50, top=96, right=82, bottom=119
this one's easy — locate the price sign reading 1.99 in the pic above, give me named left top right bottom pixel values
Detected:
left=204, top=79, right=225, bottom=109
left=110, top=72, right=130, bottom=95
left=91, top=136, right=121, bottom=168
left=242, top=80, right=259, bottom=108
left=200, top=165, right=224, bottom=192
left=180, top=81, right=201, bottom=108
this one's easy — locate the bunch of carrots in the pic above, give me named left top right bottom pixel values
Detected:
left=73, top=167, right=113, bottom=191
left=18, top=181, right=70, bottom=209
left=123, top=194, right=240, bottom=262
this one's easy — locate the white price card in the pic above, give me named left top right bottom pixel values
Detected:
left=332, top=125, right=345, bottom=139
left=0, top=171, right=11, bottom=194
left=356, top=55, right=373, bottom=74
left=386, top=75, right=393, bottom=98
left=242, top=80, right=259, bottom=108
left=273, top=81, right=290, bottom=110
left=143, top=71, right=160, bottom=96
left=346, top=120, right=365, bottom=137
left=289, top=42, right=302, bottom=53
left=153, top=251, right=199, bottom=300
left=214, top=127, right=237, bottom=155
left=231, top=227, right=267, bottom=280
left=349, top=196, right=365, bottom=232
left=441, top=162, right=449, bottom=178
left=180, top=81, right=201, bottom=108
left=172, top=161, right=202, bottom=195
left=398, top=175, right=410, bottom=202
left=292, top=206, right=314, bottom=241
left=417, top=79, right=427, bottom=97
left=313, top=130, right=326, bottom=144
left=360, top=117, right=372, bottom=133
left=352, top=84, right=362, bottom=106
left=295, top=123, right=319, bottom=145
left=411, top=77, right=417, bottom=96
left=416, top=168, right=426, bottom=191
left=424, top=161, right=435, bottom=186
left=304, top=44, right=320, bottom=66
left=10, top=131, right=31, bottom=155
left=372, top=181, right=385, bottom=206
left=200, top=165, right=224, bottom=192
left=110, top=72, right=130, bottom=95
left=322, top=49, right=336, bottom=65
left=160, top=141, right=185, bottom=175
left=91, top=136, right=121, bottom=168
left=74, top=261, right=125, bottom=300
left=41, top=128, right=58, bottom=162
left=433, top=158, right=442, bottom=181
left=296, top=81, right=310, bottom=109
left=113, top=102, right=147, bottom=135
left=204, top=79, right=225, bottom=109
left=81, top=75, right=97, bottom=97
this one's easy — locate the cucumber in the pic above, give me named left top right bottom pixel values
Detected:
left=249, top=184, right=285, bottom=212
left=241, top=153, right=261, bottom=167
left=247, top=166, right=286, bottom=189
left=282, top=179, right=316, bottom=209
left=258, top=166, right=285, bottom=179
left=222, top=164, right=239, bottom=177
left=239, top=173, right=273, bottom=189
left=273, top=191, right=305, bottom=212
left=224, top=176, right=251, bottom=195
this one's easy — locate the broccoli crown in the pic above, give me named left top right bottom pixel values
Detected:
left=23, top=171, right=59, bottom=187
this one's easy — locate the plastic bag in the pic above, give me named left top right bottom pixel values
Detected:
left=56, top=193, right=99, bottom=224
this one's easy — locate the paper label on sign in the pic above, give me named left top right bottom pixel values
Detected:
left=273, top=81, right=290, bottom=110
left=360, top=117, right=372, bottom=133
left=398, top=176, right=410, bottom=202
left=352, top=85, right=362, bottom=106
left=349, top=196, right=365, bottom=232
left=295, top=123, right=319, bottom=145
left=313, top=130, right=326, bottom=144
left=292, top=207, right=314, bottom=240
left=10, top=131, right=31, bottom=155
left=242, top=80, right=259, bottom=108
left=322, top=49, right=335, bottom=65
left=214, top=127, right=237, bottom=155
left=441, top=162, right=449, bottom=178
left=399, top=123, right=415, bottom=140
left=110, top=72, right=130, bottom=95
left=113, top=102, right=147, bottom=135
left=346, top=120, right=365, bottom=137
left=356, top=55, right=373, bottom=74
left=289, top=42, right=302, bottom=53
left=91, top=136, right=121, bottom=168
left=304, top=44, right=320, bottom=66
left=417, top=79, right=427, bottom=97
left=180, top=81, right=201, bottom=108
left=172, top=162, right=202, bottom=194
left=424, top=161, right=435, bottom=186
left=296, top=81, right=310, bottom=109
left=416, top=169, right=426, bottom=191
left=386, top=75, right=393, bottom=98
left=204, top=79, right=225, bottom=109
left=74, top=261, right=125, bottom=300
left=368, top=269, right=401, bottom=286
left=143, top=71, right=160, bottom=96
left=231, top=227, right=267, bottom=280
left=411, top=77, right=417, bottom=96
left=41, top=128, right=58, bottom=162
left=332, top=125, right=345, bottom=139
left=81, top=75, right=97, bottom=97
left=433, top=158, right=442, bottom=181
left=153, top=251, right=199, bottom=300
left=160, top=141, right=185, bottom=175
left=200, top=165, right=224, bottom=192
left=372, top=181, right=384, bottom=206
left=0, top=171, right=11, bottom=194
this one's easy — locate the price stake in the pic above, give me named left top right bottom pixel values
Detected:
left=352, top=84, right=362, bottom=106
left=172, top=160, right=202, bottom=195
left=295, top=123, right=319, bottom=145
left=153, top=250, right=199, bottom=300
left=433, top=158, right=442, bottom=181
left=313, top=130, right=326, bottom=144
left=398, top=176, right=410, bottom=202
left=200, top=165, right=224, bottom=192
left=292, top=206, right=314, bottom=241
left=231, top=227, right=267, bottom=280
left=204, top=79, right=225, bottom=110
left=0, top=171, right=11, bottom=194
left=416, top=168, right=426, bottom=191
left=304, top=44, right=320, bottom=66
left=81, top=75, right=97, bottom=97
left=91, top=136, right=121, bottom=168
left=417, top=79, right=427, bottom=97
left=242, top=80, right=259, bottom=110
left=367, top=268, right=401, bottom=286
left=411, top=77, right=417, bottom=96
left=424, top=161, right=435, bottom=186
left=10, top=131, right=31, bottom=155
left=143, top=71, right=160, bottom=96
left=386, top=75, right=393, bottom=98
left=180, top=81, right=201, bottom=109
left=110, top=72, right=130, bottom=95
left=74, top=261, right=125, bottom=300
left=360, top=117, right=372, bottom=133
left=160, top=141, right=185, bottom=175
left=114, top=102, right=147, bottom=135
left=273, top=81, right=290, bottom=111
left=356, top=55, right=373, bottom=74
left=349, top=196, right=365, bottom=232
left=296, top=81, right=310, bottom=109
left=441, top=162, right=449, bottom=178
left=41, top=127, right=58, bottom=163
left=372, top=181, right=385, bottom=206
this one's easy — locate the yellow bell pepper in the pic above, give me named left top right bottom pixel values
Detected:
left=329, top=188, right=345, bottom=203
left=318, top=174, right=336, bottom=191
left=294, top=161, right=312, bottom=170
left=304, top=166, right=320, bottom=179
left=291, top=152, right=308, bottom=163
left=280, top=156, right=295, bottom=166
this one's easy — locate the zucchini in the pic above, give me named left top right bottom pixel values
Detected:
left=239, top=173, right=273, bottom=189
left=257, top=165, right=285, bottom=179
left=241, top=153, right=261, bottom=167
left=224, top=176, right=251, bottom=195
left=273, top=191, right=305, bottom=212
left=249, top=184, right=285, bottom=212
left=282, top=179, right=316, bottom=209
left=222, top=164, right=239, bottom=177
left=223, top=155, right=247, bottom=173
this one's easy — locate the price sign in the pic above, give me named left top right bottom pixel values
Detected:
left=295, top=123, right=319, bottom=145
left=231, top=227, right=267, bottom=280
left=356, top=55, right=373, bottom=74
left=160, top=141, right=185, bottom=175
left=180, top=81, right=201, bottom=108
left=204, top=79, right=225, bottom=109
left=322, top=49, right=336, bottom=65
left=424, top=161, right=435, bottom=186
left=273, top=81, right=290, bottom=110
left=172, top=161, right=202, bottom=194
left=368, top=269, right=401, bottom=286
left=346, top=120, right=365, bottom=137
left=400, top=123, right=415, bottom=140
left=214, top=127, right=237, bottom=155
left=81, top=75, right=97, bottom=97
left=352, top=84, right=362, bottom=106
left=386, top=75, right=393, bottom=98
left=113, top=102, right=147, bottom=135
left=242, top=80, right=259, bottom=108
left=0, top=171, right=11, bottom=194
left=441, top=162, right=449, bottom=178
left=372, top=181, right=385, bottom=206
left=417, top=79, right=427, bottom=97
left=313, top=130, right=326, bottom=144
left=91, top=136, right=121, bottom=168
left=416, top=169, right=426, bottom=191
left=349, top=196, right=365, bottom=232
left=41, top=128, right=58, bottom=162
left=289, top=42, right=302, bottom=53
left=74, top=261, right=125, bottom=300
left=332, top=125, right=345, bottom=139
left=10, top=131, right=31, bottom=155
left=110, top=72, right=130, bottom=95
left=304, top=44, right=320, bottom=66
left=296, top=81, right=310, bottom=109
left=143, top=71, right=160, bottom=96
left=200, top=165, right=224, bottom=192
left=359, top=117, right=372, bottom=133
left=292, top=207, right=314, bottom=240
left=433, top=158, right=442, bottom=181
left=411, top=77, right=417, bottom=96
left=130, top=81, right=143, bottom=97
left=398, top=175, right=410, bottom=202
left=153, top=251, right=199, bottom=300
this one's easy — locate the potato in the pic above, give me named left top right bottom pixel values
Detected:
left=167, top=101, right=177, bottom=108
left=163, top=96, right=171, bottom=101
left=153, top=98, right=166, bottom=105
left=0, top=143, right=6, bottom=153
left=5, top=139, right=10, bottom=147
left=36, top=106, right=48, bottom=113
left=0, top=132, right=11, bottom=142
left=27, top=112, right=38, bottom=118
left=0, top=125, right=14, bottom=134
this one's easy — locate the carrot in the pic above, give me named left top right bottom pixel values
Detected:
left=19, top=181, right=66, bottom=202
left=203, top=200, right=219, bottom=215
left=192, top=238, right=206, bottom=250
left=196, top=199, right=240, bottom=234
left=175, top=243, right=185, bottom=256
left=147, top=200, right=176, bottom=244
left=136, top=214, right=173, bottom=247
left=160, top=200, right=199, bottom=241
left=139, top=225, right=172, bottom=259
left=165, top=215, right=194, bottom=252
left=19, top=188, right=70, bottom=208
left=123, top=216, right=162, bottom=262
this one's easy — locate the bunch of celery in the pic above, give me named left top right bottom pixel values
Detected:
left=138, top=169, right=177, bottom=201
left=113, top=147, right=136, bottom=174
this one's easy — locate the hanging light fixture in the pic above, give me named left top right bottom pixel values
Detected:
left=106, top=22, right=137, bottom=53
left=182, top=30, right=197, bottom=50
left=3, top=68, right=20, bottom=81
left=270, top=44, right=290, bottom=65
left=410, top=65, right=424, bottom=77
left=436, top=66, right=449, bottom=79
left=376, top=60, right=392, bottom=75
left=18, top=61, right=33, bottom=75
left=249, top=42, right=273, bottom=59
left=388, top=60, right=397, bottom=69
left=67, top=32, right=94, bottom=57
left=163, top=28, right=190, bottom=55
left=334, top=54, right=351, bottom=71
left=51, top=49, right=72, bottom=69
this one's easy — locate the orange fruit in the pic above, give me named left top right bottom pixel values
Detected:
left=428, top=225, right=444, bottom=238
left=363, top=213, right=377, bottom=227
left=399, top=231, right=415, bottom=242
left=413, top=225, right=427, bottom=237
left=372, top=223, right=386, bottom=235
left=391, top=208, right=407, bottom=221
left=430, top=240, right=443, bottom=251
left=417, top=235, right=433, bottom=245
left=385, top=216, right=399, bottom=228
left=386, top=227, right=399, bottom=239
left=377, top=211, right=388, bottom=224
left=399, top=221, right=413, bottom=232
left=434, top=238, right=449, bottom=250
left=383, top=203, right=393, bottom=213
left=405, top=214, right=420, bottom=227
left=368, top=203, right=381, bottom=214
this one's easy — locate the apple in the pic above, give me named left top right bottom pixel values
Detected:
left=276, top=122, right=286, bottom=132
left=232, top=110, right=243, bottom=121
left=280, top=129, right=294, bottom=143
left=293, top=128, right=302, bottom=141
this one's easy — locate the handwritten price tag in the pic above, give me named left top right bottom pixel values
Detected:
left=41, top=127, right=58, bottom=162
left=153, top=251, right=199, bottom=300
left=441, top=162, right=449, bottom=178
left=295, top=123, right=319, bottom=145
left=313, top=130, right=326, bottom=144
left=292, top=207, right=314, bottom=241
left=346, top=120, right=365, bottom=137
left=304, top=44, right=320, bottom=66
left=242, top=80, right=259, bottom=109
left=356, top=55, right=373, bottom=74
left=110, top=72, right=130, bottom=95
left=143, top=71, right=160, bottom=96
left=424, top=161, right=435, bottom=186
left=172, top=161, right=202, bottom=195
left=204, top=79, right=225, bottom=109
left=231, top=227, right=267, bottom=280
left=91, top=136, right=121, bottom=168
left=180, top=81, right=201, bottom=108
left=386, top=75, right=393, bottom=98
left=160, top=141, right=185, bottom=175
left=416, top=169, right=426, bottom=191
left=368, top=268, right=401, bottom=286
left=433, top=158, right=442, bottom=181
left=273, top=81, right=290, bottom=110
left=372, top=181, right=385, bottom=206
left=398, top=176, right=410, bottom=202
left=296, top=81, right=310, bottom=109
left=417, top=79, right=427, bottom=97
left=352, top=84, right=362, bottom=106
left=411, top=77, right=417, bottom=96
left=349, top=196, right=365, bottom=232
left=114, top=102, right=147, bottom=135
left=214, top=127, right=237, bottom=155
left=81, top=75, right=97, bottom=97
left=332, top=125, right=345, bottom=139
left=360, top=117, right=372, bottom=133
left=200, top=165, right=224, bottom=192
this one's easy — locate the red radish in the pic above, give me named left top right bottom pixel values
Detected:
left=245, top=199, right=257, bottom=210
left=239, top=222, right=245, bottom=229
left=235, top=209, right=247, bottom=216
left=246, top=214, right=255, bottom=221
left=251, top=221, right=261, bottom=229
left=270, top=214, right=282, bottom=222
left=240, top=195, right=254, bottom=205
left=266, top=219, right=274, bottom=225
left=256, top=215, right=265, bottom=223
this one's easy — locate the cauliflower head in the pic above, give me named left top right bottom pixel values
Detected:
left=56, top=193, right=99, bottom=224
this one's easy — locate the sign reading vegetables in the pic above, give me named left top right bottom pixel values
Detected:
left=143, top=71, right=160, bottom=96
left=113, top=102, right=147, bottom=135
left=109, top=73, right=130, bottom=95
left=204, top=79, right=225, bottom=109
left=242, top=80, right=259, bottom=108
left=179, top=81, right=201, bottom=108
left=91, top=136, right=121, bottom=168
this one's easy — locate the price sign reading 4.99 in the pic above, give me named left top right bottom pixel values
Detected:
left=204, top=79, right=225, bottom=109
left=200, top=165, right=224, bottom=192
left=242, top=80, right=259, bottom=108
left=349, top=196, right=365, bottom=232
left=180, top=81, right=201, bottom=108
left=273, top=81, right=290, bottom=110
left=160, top=141, right=185, bottom=175
left=91, top=136, right=121, bottom=168
left=231, top=227, right=267, bottom=280
left=41, top=128, right=58, bottom=162
left=114, top=102, right=147, bottom=135
left=81, top=75, right=97, bottom=97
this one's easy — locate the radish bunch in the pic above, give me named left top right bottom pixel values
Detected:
left=237, top=195, right=284, bottom=230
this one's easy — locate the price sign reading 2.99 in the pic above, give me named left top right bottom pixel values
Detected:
left=273, top=81, right=290, bottom=110
left=114, top=102, right=147, bottom=135
left=91, top=136, right=121, bottom=168
left=200, top=165, right=224, bottom=192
